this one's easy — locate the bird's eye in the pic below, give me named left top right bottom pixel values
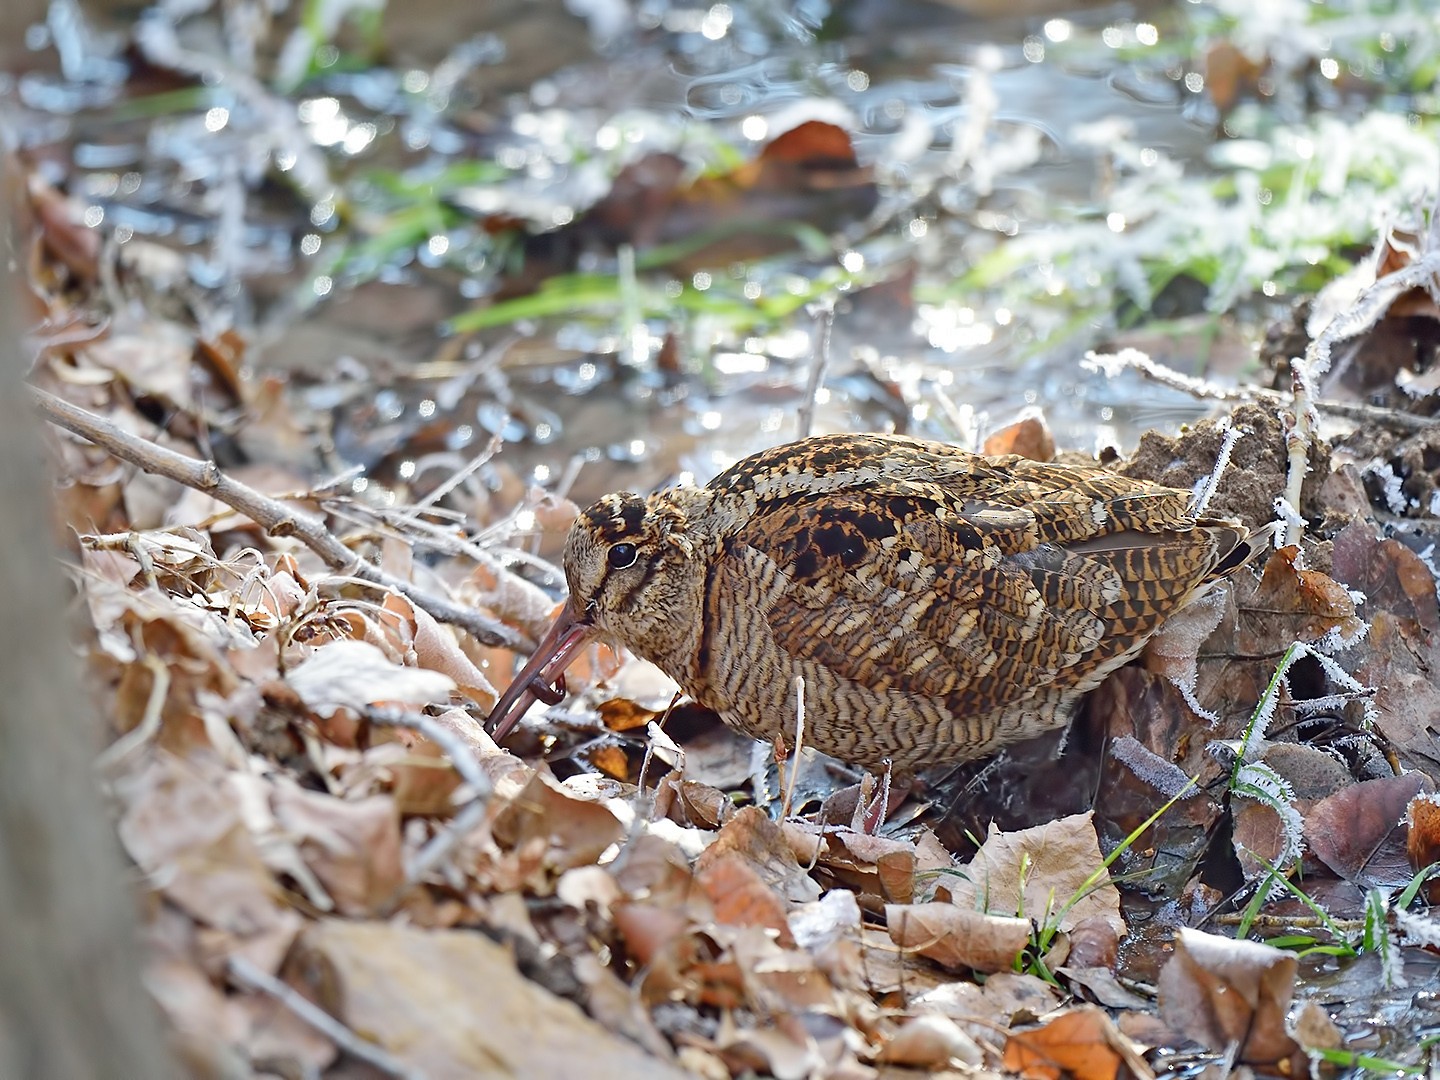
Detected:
left=607, top=542, right=638, bottom=569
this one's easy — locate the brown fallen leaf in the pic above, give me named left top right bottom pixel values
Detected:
left=1408, top=793, right=1440, bottom=899
left=1204, top=39, right=1265, bottom=113
left=1156, top=927, right=1299, bottom=1065
left=491, top=770, right=625, bottom=877
left=878, top=1014, right=984, bottom=1068
left=598, top=696, right=661, bottom=732
left=695, top=853, right=795, bottom=945
left=982, top=412, right=1056, bottom=462
left=381, top=591, right=498, bottom=708
left=948, top=811, right=1126, bottom=938
left=585, top=742, right=633, bottom=781
left=1232, top=792, right=1294, bottom=883
left=1306, top=772, right=1432, bottom=887
left=1003, top=1005, right=1148, bottom=1080
left=291, top=920, right=691, bottom=1079
left=885, top=902, right=1031, bottom=973
left=1245, top=544, right=1366, bottom=646
left=269, top=781, right=405, bottom=916
left=697, top=806, right=821, bottom=905
left=115, top=754, right=301, bottom=973
left=912, top=970, right=1063, bottom=1047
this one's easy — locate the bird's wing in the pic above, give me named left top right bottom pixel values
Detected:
left=721, top=482, right=1230, bottom=712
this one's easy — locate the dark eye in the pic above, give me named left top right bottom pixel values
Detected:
left=607, top=542, right=638, bottom=569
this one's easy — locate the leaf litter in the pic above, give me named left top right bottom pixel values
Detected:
left=30, top=244, right=1440, bottom=1077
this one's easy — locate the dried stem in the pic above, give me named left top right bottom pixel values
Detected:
left=226, top=956, right=421, bottom=1080
left=364, top=707, right=495, bottom=912
left=32, top=388, right=520, bottom=648
left=1084, top=347, right=1438, bottom=433
left=797, top=301, right=836, bottom=440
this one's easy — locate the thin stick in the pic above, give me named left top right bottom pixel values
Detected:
left=1083, top=348, right=1439, bottom=433
left=33, top=388, right=519, bottom=648
left=1282, top=359, right=1317, bottom=547
left=227, top=956, right=422, bottom=1080
left=796, top=301, right=835, bottom=439
left=781, top=676, right=806, bottom=819
left=365, top=707, right=493, bottom=803
left=404, top=799, right=489, bottom=895
left=1188, top=417, right=1244, bottom=516
left=363, top=707, right=494, bottom=912
left=414, top=436, right=502, bottom=509
left=95, top=654, right=169, bottom=770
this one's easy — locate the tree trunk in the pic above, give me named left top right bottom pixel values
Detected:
left=0, top=13, right=177, bottom=1074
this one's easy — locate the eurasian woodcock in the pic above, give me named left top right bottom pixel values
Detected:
left=487, top=432, right=1265, bottom=771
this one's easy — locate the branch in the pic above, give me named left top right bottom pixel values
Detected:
left=1084, top=347, right=1439, bottom=433
left=227, top=956, right=422, bottom=1080
left=32, top=388, right=520, bottom=649
left=364, top=706, right=497, bottom=914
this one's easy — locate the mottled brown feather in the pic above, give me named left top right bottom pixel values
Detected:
left=494, top=433, right=1264, bottom=770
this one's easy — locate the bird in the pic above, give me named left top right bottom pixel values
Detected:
left=486, top=432, right=1266, bottom=771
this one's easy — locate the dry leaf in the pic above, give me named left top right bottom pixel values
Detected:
left=1004, top=1006, right=1144, bottom=1080
left=697, top=807, right=821, bottom=905
left=1306, top=772, right=1432, bottom=887
left=491, top=771, right=625, bottom=875
left=380, top=592, right=497, bottom=707
left=285, top=638, right=456, bottom=715
left=1156, top=927, right=1299, bottom=1065
left=885, top=902, right=1031, bottom=973
left=292, top=920, right=691, bottom=1079
left=269, top=781, right=404, bottom=916
left=1408, top=793, right=1440, bottom=899
left=115, top=754, right=300, bottom=971
left=878, top=1014, right=983, bottom=1068
left=696, top=853, right=795, bottom=944
left=949, top=811, right=1126, bottom=937
left=982, top=412, right=1055, bottom=462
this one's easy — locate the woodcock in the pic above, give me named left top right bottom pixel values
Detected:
left=486, top=433, right=1265, bottom=771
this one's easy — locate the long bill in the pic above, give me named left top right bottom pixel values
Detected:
left=486, top=600, right=597, bottom=742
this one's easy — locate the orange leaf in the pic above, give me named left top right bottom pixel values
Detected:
left=1003, top=1007, right=1125, bottom=1080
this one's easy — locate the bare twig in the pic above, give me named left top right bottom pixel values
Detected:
left=32, top=388, right=520, bottom=648
left=414, top=436, right=502, bottom=510
left=781, top=676, right=805, bottom=820
left=405, top=797, right=491, bottom=892
left=1083, top=347, right=1439, bottom=433
left=1189, top=417, right=1244, bottom=516
left=365, top=707, right=493, bottom=805
left=797, top=301, right=836, bottom=440
left=226, top=956, right=423, bottom=1080
left=364, top=707, right=495, bottom=910
left=94, top=653, right=169, bottom=770
left=1282, top=359, right=1318, bottom=548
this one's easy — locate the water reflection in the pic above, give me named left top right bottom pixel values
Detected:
left=7, top=0, right=1433, bottom=499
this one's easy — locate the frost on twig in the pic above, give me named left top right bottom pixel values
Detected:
left=1189, top=417, right=1244, bottom=517
left=1082, top=346, right=1436, bottom=432
left=32, top=387, right=520, bottom=648
left=1284, top=210, right=1440, bottom=544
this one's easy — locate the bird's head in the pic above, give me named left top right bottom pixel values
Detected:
left=486, top=490, right=700, bottom=742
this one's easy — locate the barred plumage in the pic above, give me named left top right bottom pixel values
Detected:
left=488, top=433, right=1263, bottom=770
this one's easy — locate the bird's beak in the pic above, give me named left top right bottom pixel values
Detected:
left=486, top=600, right=596, bottom=743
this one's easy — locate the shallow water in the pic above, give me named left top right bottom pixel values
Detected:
left=3, top=0, right=1416, bottom=506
